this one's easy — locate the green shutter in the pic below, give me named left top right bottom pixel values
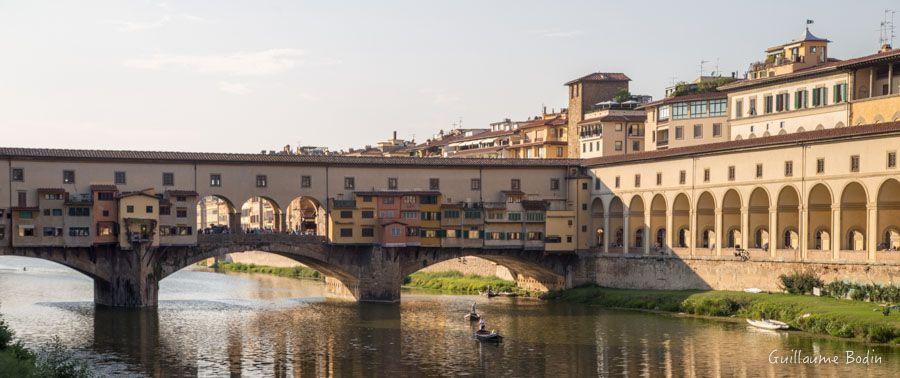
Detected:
left=794, top=92, right=800, bottom=109
left=833, top=85, right=839, bottom=103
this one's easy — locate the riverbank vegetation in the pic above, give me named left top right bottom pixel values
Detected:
left=545, top=285, right=900, bottom=344
left=403, top=271, right=520, bottom=294
left=0, top=314, right=92, bottom=377
left=215, top=262, right=323, bottom=280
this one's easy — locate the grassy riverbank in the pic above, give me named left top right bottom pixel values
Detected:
left=545, top=285, right=900, bottom=344
left=403, top=271, right=520, bottom=294
left=215, top=262, right=323, bottom=280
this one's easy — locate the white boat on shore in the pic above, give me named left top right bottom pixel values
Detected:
left=746, top=319, right=790, bottom=330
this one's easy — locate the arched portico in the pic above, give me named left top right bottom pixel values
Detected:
left=877, top=179, right=900, bottom=251
left=672, top=194, right=691, bottom=252
left=649, top=194, right=667, bottom=254
left=627, top=196, right=646, bottom=254
left=721, top=190, right=742, bottom=249
left=840, top=182, right=867, bottom=252
left=695, top=192, right=715, bottom=253
left=197, top=195, right=239, bottom=232
left=608, top=197, right=624, bottom=253
left=748, top=187, right=770, bottom=252
left=807, top=184, right=833, bottom=253
left=590, top=198, right=605, bottom=250
left=776, top=186, right=800, bottom=254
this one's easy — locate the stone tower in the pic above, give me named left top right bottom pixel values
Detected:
left=565, top=72, right=630, bottom=158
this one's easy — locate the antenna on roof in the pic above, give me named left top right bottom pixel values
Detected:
left=699, top=58, right=710, bottom=78
left=880, top=9, right=896, bottom=48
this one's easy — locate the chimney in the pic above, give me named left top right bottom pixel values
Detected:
left=393, top=130, right=397, bottom=140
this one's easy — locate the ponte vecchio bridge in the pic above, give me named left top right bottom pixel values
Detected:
left=1, top=123, right=899, bottom=307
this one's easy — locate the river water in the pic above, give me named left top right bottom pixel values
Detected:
left=0, top=256, right=897, bottom=377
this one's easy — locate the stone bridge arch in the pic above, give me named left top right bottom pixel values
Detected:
left=398, top=247, right=577, bottom=292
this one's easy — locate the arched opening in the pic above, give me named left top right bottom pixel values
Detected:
left=286, top=196, right=325, bottom=236
left=722, top=189, right=742, bottom=249
left=590, top=198, right=605, bottom=250
left=197, top=195, right=237, bottom=233
left=840, top=182, right=867, bottom=251
left=776, top=186, right=800, bottom=250
left=877, top=179, right=900, bottom=251
left=797, top=127, right=806, bottom=133
left=627, top=196, right=645, bottom=253
left=608, top=197, right=624, bottom=252
left=649, top=194, right=667, bottom=254
left=748, top=188, right=770, bottom=250
left=807, top=184, right=832, bottom=251
left=672, top=194, right=691, bottom=249
left=402, top=254, right=566, bottom=294
left=240, top=197, right=284, bottom=233
left=696, top=192, right=715, bottom=252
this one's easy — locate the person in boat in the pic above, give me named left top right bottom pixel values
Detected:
left=471, top=302, right=477, bottom=315
left=479, top=318, right=486, bottom=332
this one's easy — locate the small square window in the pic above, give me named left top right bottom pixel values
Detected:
left=510, top=179, right=521, bottom=190
left=256, top=175, right=268, bottom=188
left=162, top=172, right=174, bottom=186
left=344, top=177, right=355, bottom=190
left=11, top=168, right=24, bottom=182
left=679, top=170, right=686, bottom=185
left=888, top=152, right=897, bottom=169
left=614, top=176, right=620, bottom=188
left=756, top=164, right=763, bottom=178
left=727, top=166, right=735, bottom=181
left=470, top=178, right=481, bottom=190
left=656, top=173, right=662, bottom=186
left=210, top=174, right=222, bottom=187
left=850, top=155, right=860, bottom=172
left=550, top=178, right=560, bottom=190
left=816, top=158, right=825, bottom=174
left=712, top=123, right=722, bottom=137
left=634, top=174, right=641, bottom=188
left=429, top=178, right=440, bottom=190
left=703, top=169, right=710, bottom=182
left=114, top=171, right=126, bottom=185
left=145, top=206, right=153, bottom=213
left=784, top=161, right=794, bottom=177
left=301, top=175, right=311, bottom=188
left=388, top=177, right=398, bottom=190
left=63, top=170, right=75, bottom=184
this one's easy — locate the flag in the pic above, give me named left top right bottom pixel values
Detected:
left=806, top=19, right=814, bottom=25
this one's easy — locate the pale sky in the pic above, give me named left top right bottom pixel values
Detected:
left=0, top=0, right=896, bottom=152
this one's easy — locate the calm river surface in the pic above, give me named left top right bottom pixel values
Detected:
left=0, top=256, right=898, bottom=377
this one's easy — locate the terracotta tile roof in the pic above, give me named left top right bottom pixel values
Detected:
left=636, top=92, right=728, bottom=110
left=565, top=72, right=630, bottom=86
left=578, top=114, right=647, bottom=125
left=90, top=184, right=118, bottom=191
left=583, top=121, right=900, bottom=167
left=518, top=115, right=567, bottom=129
left=0, top=146, right=577, bottom=168
left=834, top=48, right=900, bottom=68
left=449, top=129, right=515, bottom=144
left=411, top=129, right=491, bottom=149
left=165, top=190, right=199, bottom=197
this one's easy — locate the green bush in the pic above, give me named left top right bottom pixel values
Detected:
left=779, top=271, right=823, bottom=295
left=0, top=318, right=12, bottom=350
left=823, top=281, right=900, bottom=303
left=216, top=262, right=322, bottom=281
left=33, top=337, right=92, bottom=378
left=404, top=271, right=520, bottom=294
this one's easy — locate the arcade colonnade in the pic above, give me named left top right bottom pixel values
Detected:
left=588, top=178, right=900, bottom=263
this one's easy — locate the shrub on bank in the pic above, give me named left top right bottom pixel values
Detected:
left=404, top=271, right=520, bottom=294
left=778, top=271, right=823, bottom=295
left=216, top=262, right=322, bottom=280
left=546, top=286, right=900, bottom=344
left=1, top=312, right=92, bottom=377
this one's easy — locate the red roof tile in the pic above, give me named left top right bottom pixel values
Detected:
left=565, top=72, right=630, bottom=85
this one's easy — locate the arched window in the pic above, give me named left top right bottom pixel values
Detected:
left=634, top=229, right=644, bottom=248
left=847, top=229, right=865, bottom=251
left=755, top=228, right=769, bottom=249
left=596, top=228, right=605, bottom=246
left=615, top=228, right=624, bottom=247
left=678, top=228, right=688, bottom=248
left=656, top=228, right=665, bottom=246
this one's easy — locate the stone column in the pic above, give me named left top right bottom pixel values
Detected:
left=832, top=206, right=841, bottom=260
left=352, top=246, right=403, bottom=302
left=867, top=204, right=877, bottom=262
left=800, top=206, right=809, bottom=261
left=602, top=212, right=610, bottom=253
left=665, top=206, right=674, bottom=255
left=740, top=206, right=749, bottom=251
left=622, top=212, right=630, bottom=254
left=714, top=209, right=723, bottom=257
left=689, top=208, right=697, bottom=257
left=230, top=211, right=242, bottom=233
left=769, top=210, right=777, bottom=258
left=644, top=206, right=652, bottom=256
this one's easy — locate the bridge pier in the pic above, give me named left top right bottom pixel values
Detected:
left=94, top=245, right=160, bottom=308
left=324, top=246, right=403, bottom=302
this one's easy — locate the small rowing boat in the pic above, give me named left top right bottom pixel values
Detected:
left=474, top=329, right=503, bottom=342
left=746, top=319, right=789, bottom=330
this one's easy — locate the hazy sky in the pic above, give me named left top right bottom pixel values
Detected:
left=1, top=1, right=896, bottom=152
